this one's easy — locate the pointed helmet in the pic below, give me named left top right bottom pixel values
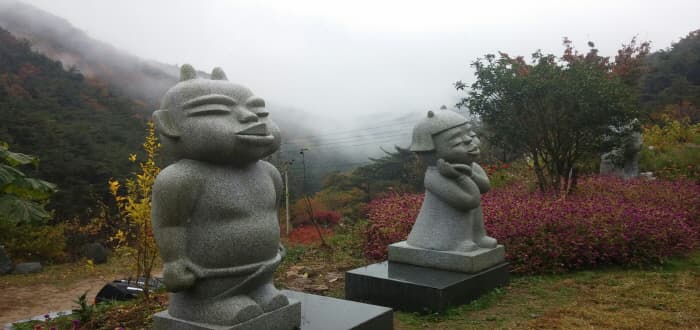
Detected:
left=410, top=110, right=468, bottom=152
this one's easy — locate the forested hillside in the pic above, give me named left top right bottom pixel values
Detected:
left=642, top=29, right=700, bottom=120
left=0, top=0, right=181, bottom=108
left=0, top=27, right=146, bottom=221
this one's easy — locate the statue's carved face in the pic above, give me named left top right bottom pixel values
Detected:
left=157, top=76, right=281, bottom=165
left=432, top=124, right=479, bottom=164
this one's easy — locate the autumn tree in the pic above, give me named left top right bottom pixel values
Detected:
left=109, top=122, right=160, bottom=297
left=457, top=38, right=648, bottom=192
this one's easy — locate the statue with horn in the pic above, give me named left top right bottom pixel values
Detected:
left=151, top=65, right=291, bottom=327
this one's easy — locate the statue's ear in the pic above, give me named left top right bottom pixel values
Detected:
left=180, top=64, right=197, bottom=81
left=211, top=67, right=228, bottom=80
left=152, top=110, right=181, bottom=139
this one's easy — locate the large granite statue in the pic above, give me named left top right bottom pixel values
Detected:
left=388, top=110, right=504, bottom=273
left=150, top=65, right=300, bottom=329
left=600, top=131, right=643, bottom=179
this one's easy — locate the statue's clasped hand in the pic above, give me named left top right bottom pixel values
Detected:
left=163, top=259, right=196, bottom=292
left=437, top=159, right=472, bottom=179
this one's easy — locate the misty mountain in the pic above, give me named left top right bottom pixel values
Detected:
left=0, top=0, right=183, bottom=108
left=0, top=26, right=147, bottom=221
left=0, top=0, right=429, bottom=196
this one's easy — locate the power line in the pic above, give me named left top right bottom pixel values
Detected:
left=281, top=132, right=410, bottom=149
left=279, top=137, right=409, bottom=154
left=287, top=161, right=374, bottom=173
left=282, top=120, right=416, bottom=144
left=282, top=126, right=413, bottom=145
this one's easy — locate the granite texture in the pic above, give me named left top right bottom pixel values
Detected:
left=153, top=299, right=301, bottom=330
left=404, top=110, right=498, bottom=254
left=283, top=290, right=392, bottom=330
left=150, top=65, right=296, bottom=328
left=346, top=261, right=509, bottom=312
left=389, top=241, right=504, bottom=273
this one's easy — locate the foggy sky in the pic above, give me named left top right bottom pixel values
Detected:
left=16, top=0, right=700, bottom=126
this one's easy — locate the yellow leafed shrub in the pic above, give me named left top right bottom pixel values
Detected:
left=108, top=122, right=161, bottom=292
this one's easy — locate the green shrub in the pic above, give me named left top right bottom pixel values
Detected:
left=0, top=221, right=66, bottom=262
left=640, top=115, right=700, bottom=180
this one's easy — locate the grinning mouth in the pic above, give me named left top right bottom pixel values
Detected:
left=237, top=123, right=268, bottom=136
left=467, top=147, right=480, bottom=155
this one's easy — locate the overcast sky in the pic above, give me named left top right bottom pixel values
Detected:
left=18, top=0, right=700, bottom=124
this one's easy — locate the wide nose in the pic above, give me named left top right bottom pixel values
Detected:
left=236, top=107, right=259, bottom=123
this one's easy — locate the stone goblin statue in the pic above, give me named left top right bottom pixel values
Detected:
left=407, top=110, right=497, bottom=252
left=600, top=131, right=643, bottom=179
left=151, top=65, right=296, bottom=328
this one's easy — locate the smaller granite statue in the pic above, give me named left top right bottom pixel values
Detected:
left=600, top=128, right=643, bottom=180
left=407, top=110, right=496, bottom=251
left=347, top=110, right=508, bottom=311
left=151, top=65, right=299, bottom=329
left=388, top=110, right=504, bottom=274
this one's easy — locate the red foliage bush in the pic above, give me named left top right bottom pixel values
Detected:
left=364, top=176, right=700, bottom=274
left=288, top=225, right=334, bottom=245
left=364, top=193, right=423, bottom=260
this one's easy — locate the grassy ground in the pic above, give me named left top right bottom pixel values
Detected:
left=5, top=225, right=700, bottom=329
left=393, top=252, right=700, bottom=329
left=280, top=225, right=700, bottom=329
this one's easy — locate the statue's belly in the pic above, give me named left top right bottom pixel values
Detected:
left=187, top=214, right=280, bottom=268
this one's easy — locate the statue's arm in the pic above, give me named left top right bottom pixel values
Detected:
left=262, top=161, right=285, bottom=255
left=425, top=169, right=481, bottom=211
left=470, top=162, right=491, bottom=194
left=262, top=161, right=283, bottom=208
left=152, top=164, right=199, bottom=291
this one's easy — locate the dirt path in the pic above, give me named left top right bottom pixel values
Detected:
left=0, top=274, right=113, bottom=326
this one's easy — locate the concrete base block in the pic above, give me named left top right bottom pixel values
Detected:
left=388, top=241, right=505, bottom=274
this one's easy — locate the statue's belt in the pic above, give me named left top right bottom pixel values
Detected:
left=184, top=252, right=282, bottom=279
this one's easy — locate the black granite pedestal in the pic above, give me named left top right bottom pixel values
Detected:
left=345, top=261, right=509, bottom=312
left=154, top=291, right=392, bottom=330
left=283, top=290, right=392, bottom=330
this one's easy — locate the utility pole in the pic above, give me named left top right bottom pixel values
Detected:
left=300, top=148, right=309, bottom=194
left=277, top=159, right=294, bottom=236
left=298, top=147, right=328, bottom=247
left=284, top=170, right=290, bottom=236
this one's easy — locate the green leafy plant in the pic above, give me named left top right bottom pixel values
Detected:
left=0, top=142, right=56, bottom=225
left=72, top=291, right=95, bottom=323
left=0, top=142, right=62, bottom=261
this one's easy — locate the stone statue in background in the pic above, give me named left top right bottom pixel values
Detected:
left=600, top=126, right=643, bottom=179
left=388, top=109, right=504, bottom=274
left=151, top=65, right=299, bottom=329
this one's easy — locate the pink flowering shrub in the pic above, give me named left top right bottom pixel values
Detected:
left=364, top=193, right=423, bottom=260
left=364, top=176, right=700, bottom=274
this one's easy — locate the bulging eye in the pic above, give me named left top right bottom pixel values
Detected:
left=256, top=111, right=269, bottom=118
